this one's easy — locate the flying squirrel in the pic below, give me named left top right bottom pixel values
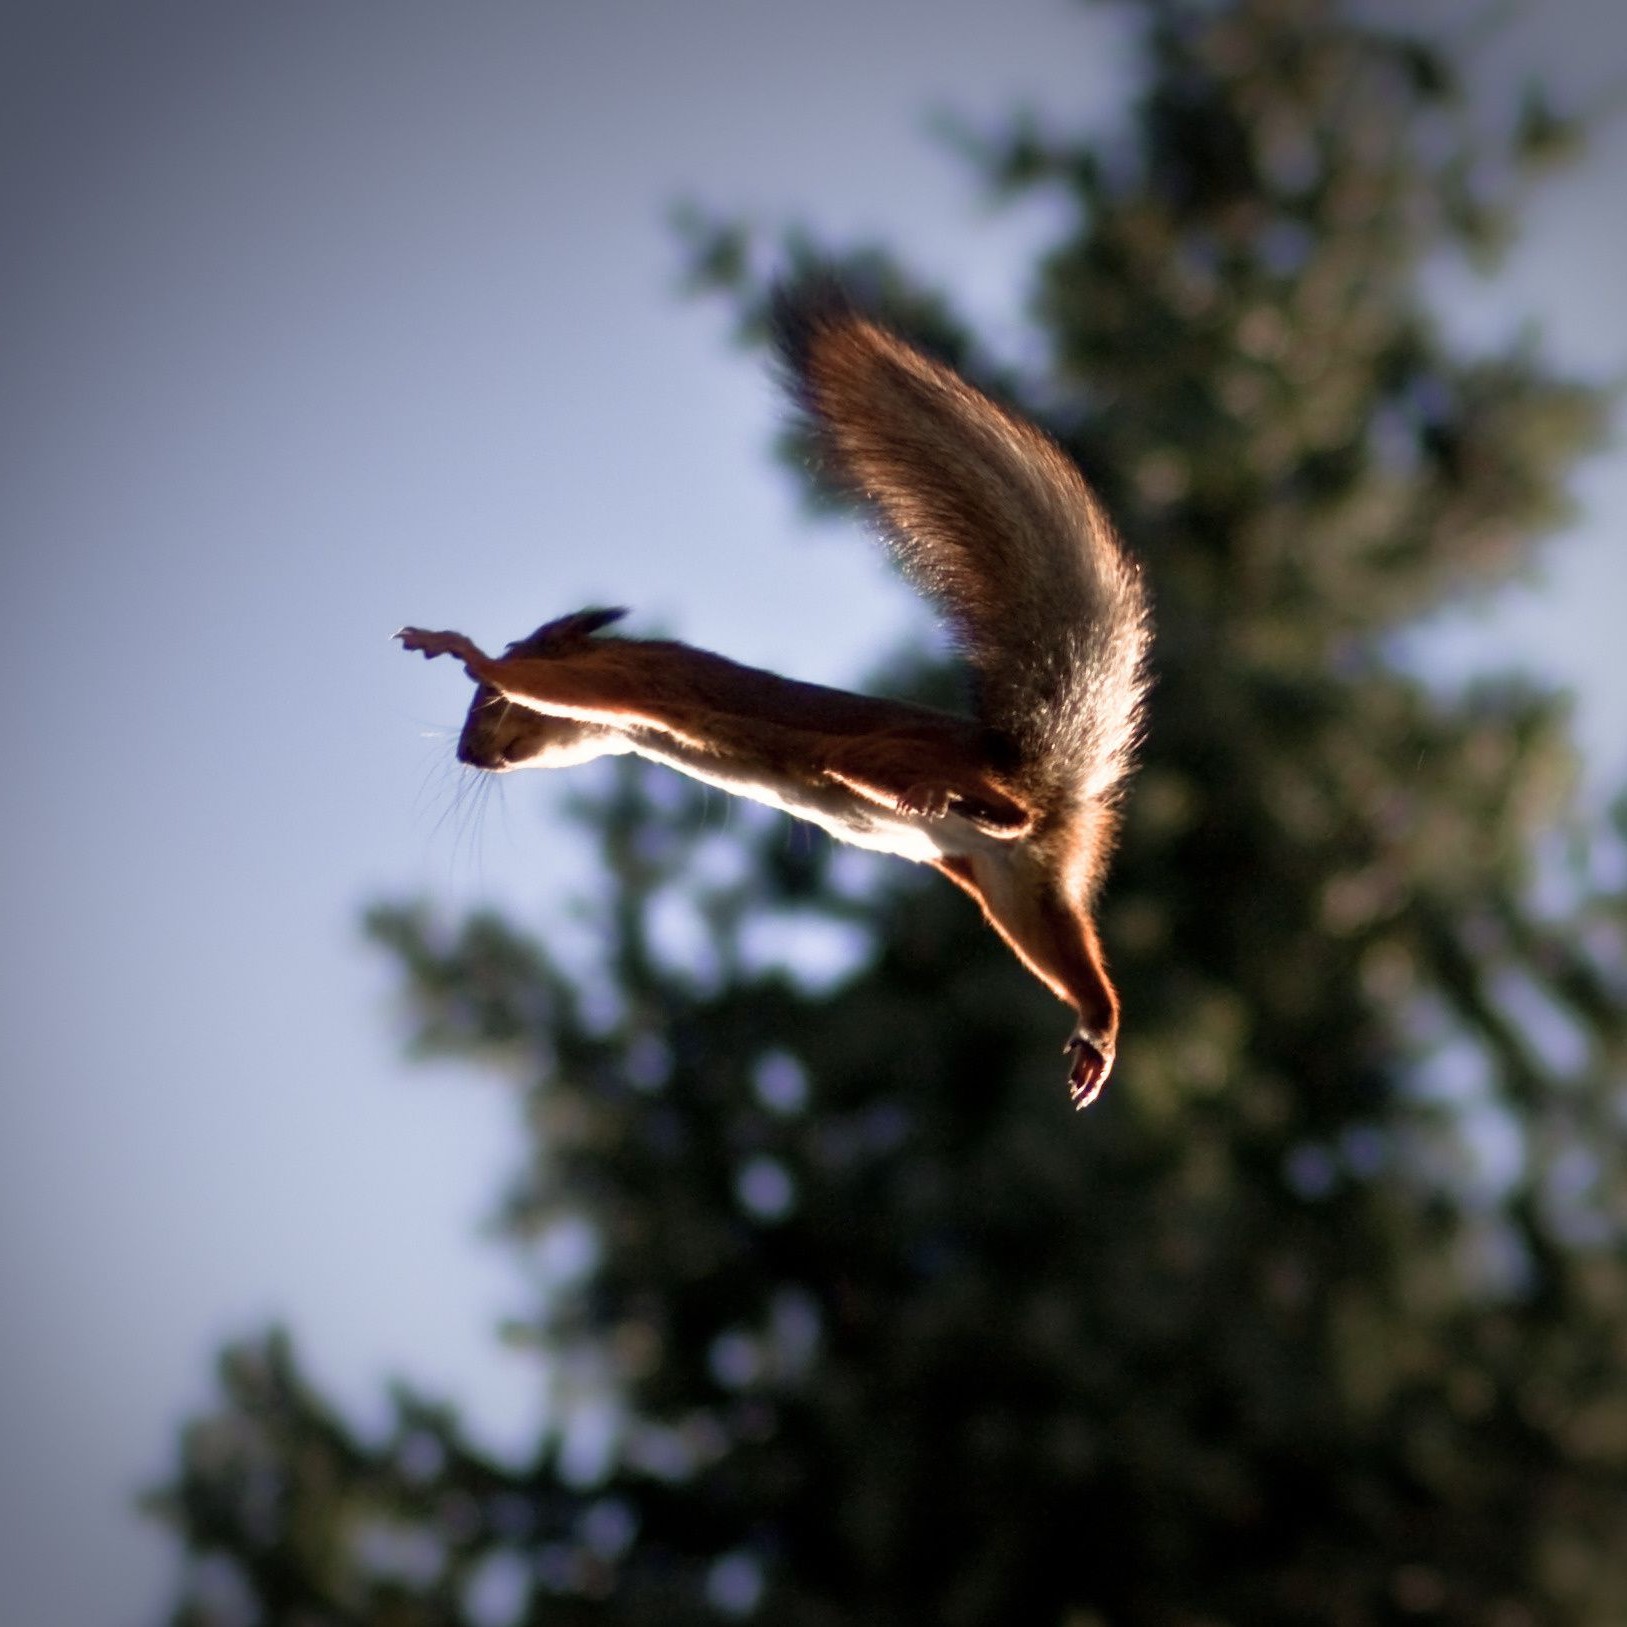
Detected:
left=400, top=287, right=1150, bottom=1105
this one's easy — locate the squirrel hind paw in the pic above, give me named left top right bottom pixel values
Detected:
left=896, top=782, right=957, bottom=820
left=895, top=782, right=1032, bottom=834
left=1065, top=1031, right=1113, bottom=1109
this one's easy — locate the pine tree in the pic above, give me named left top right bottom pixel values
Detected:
left=150, top=2, right=1627, bottom=1622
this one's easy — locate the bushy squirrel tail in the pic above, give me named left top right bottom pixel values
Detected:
left=773, top=284, right=1149, bottom=813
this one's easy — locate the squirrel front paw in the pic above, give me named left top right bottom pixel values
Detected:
left=397, top=627, right=482, bottom=666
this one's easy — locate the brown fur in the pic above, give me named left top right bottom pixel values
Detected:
left=400, top=294, right=1149, bottom=1105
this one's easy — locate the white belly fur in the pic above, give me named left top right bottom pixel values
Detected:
left=628, top=739, right=1000, bottom=865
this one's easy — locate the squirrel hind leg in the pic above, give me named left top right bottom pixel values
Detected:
left=948, top=788, right=1034, bottom=835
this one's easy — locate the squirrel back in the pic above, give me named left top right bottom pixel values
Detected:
left=773, top=288, right=1149, bottom=818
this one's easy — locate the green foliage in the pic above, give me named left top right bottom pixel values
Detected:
left=152, top=2, right=1627, bottom=1622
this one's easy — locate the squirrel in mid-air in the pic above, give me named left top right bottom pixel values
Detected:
left=399, top=287, right=1150, bottom=1105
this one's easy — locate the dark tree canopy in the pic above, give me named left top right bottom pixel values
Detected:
left=152, top=2, right=1627, bottom=1623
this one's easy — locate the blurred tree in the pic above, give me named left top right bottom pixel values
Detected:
left=150, top=1, right=1627, bottom=1623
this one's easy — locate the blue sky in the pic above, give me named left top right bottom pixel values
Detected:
left=2, top=3, right=1623, bottom=1623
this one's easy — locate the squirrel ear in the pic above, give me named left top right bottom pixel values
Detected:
left=504, top=607, right=629, bottom=655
